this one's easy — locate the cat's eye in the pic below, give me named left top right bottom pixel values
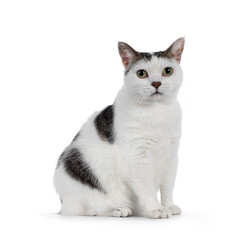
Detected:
left=136, top=69, right=148, bottom=79
left=162, top=67, right=173, bottom=76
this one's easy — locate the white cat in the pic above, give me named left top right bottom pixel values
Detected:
left=54, top=38, right=185, bottom=218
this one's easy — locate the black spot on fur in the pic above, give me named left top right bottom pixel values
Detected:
left=94, top=105, right=115, bottom=143
left=139, top=52, right=152, bottom=61
left=154, top=51, right=163, bottom=58
left=62, top=148, right=105, bottom=192
left=154, top=51, right=171, bottom=59
left=125, top=52, right=153, bottom=75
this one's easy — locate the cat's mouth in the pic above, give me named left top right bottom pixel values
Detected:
left=152, top=91, right=163, bottom=96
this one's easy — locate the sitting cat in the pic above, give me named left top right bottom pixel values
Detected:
left=54, top=37, right=185, bottom=218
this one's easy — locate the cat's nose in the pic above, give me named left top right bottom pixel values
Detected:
left=152, top=82, right=161, bottom=89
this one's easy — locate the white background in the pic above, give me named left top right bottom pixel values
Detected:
left=0, top=0, right=240, bottom=239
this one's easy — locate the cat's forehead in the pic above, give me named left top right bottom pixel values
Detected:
left=136, top=52, right=170, bottom=64
left=129, top=54, right=173, bottom=73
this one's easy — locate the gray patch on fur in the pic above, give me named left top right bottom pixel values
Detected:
left=72, top=131, right=80, bottom=142
left=55, top=131, right=81, bottom=169
left=56, top=151, right=65, bottom=169
left=153, top=51, right=167, bottom=58
left=125, top=52, right=153, bottom=75
left=94, top=105, right=115, bottom=143
left=139, top=52, right=152, bottom=61
left=61, top=148, right=105, bottom=192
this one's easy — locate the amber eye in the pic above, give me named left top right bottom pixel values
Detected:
left=162, top=67, right=173, bottom=76
left=136, top=69, right=148, bottom=78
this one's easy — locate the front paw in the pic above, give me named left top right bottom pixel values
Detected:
left=150, top=207, right=172, bottom=219
left=112, top=207, right=132, bottom=217
left=168, top=205, right=182, bottom=215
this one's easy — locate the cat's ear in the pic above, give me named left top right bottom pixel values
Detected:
left=164, top=37, right=185, bottom=63
left=118, top=42, right=139, bottom=68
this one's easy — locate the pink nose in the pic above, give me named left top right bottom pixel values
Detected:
left=152, top=82, right=161, bottom=89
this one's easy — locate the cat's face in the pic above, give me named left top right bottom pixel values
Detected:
left=118, top=38, right=184, bottom=104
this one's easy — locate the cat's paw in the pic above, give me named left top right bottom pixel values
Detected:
left=150, top=207, right=172, bottom=219
left=168, top=205, right=182, bottom=215
left=112, top=207, right=132, bottom=217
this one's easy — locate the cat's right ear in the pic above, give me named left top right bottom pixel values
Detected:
left=118, top=42, right=139, bottom=68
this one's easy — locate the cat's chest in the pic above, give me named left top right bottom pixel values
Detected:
left=117, top=102, right=181, bottom=141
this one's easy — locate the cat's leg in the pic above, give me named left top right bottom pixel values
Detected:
left=160, top=144, right=181, bottom=215
left=60, top=195, right=132, bottom=217
left=111, top=207, right=132, bottom=217
left=129, top=166, right=171, bottom=219
left=59, top=187, right=132, bottom=217
left=60, top=197, right=86, bottom=216
left=132, top=180, right=171, bottom=219
left=105, top=183, right=133, bottom=217
left=55, top=164, right=132, bottom=217
left=61, top=194, right=132, bottom=217
left=160, top=182, right=181, bottom=215
left=91, top=191, right=132, bottom=217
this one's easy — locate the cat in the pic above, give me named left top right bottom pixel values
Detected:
left=54, top=37, right=185, bottom=218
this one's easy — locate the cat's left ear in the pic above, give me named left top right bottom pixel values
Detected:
left=165, top=38, right=185, bottom=63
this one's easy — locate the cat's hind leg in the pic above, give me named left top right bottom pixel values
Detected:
left=60, top=191, right=132, bottom=217
left=54, top=165, right=132, bottom=217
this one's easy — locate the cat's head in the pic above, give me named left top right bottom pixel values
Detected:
left=118, top=38, right=184, bottom=104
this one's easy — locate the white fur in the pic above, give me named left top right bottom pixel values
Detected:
left=54, top=44, right=184, bottom=218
